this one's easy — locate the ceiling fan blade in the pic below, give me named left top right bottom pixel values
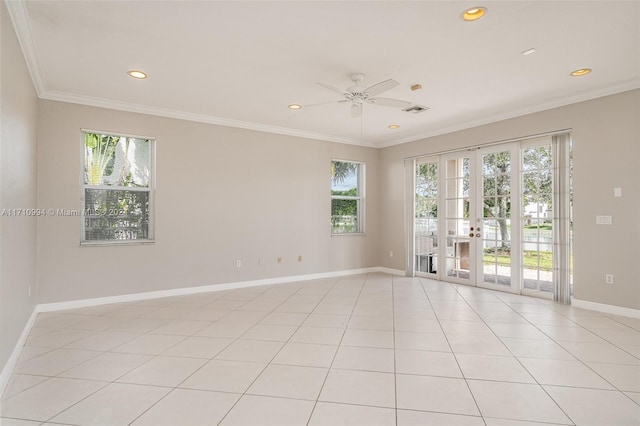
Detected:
left=303, top=100, right=345, bottom=108
left=317, top=82, right=346, bottom=96
left=363, top=79, right=398, bottom=97
left=367, top=97, right=412, bottom=108
left=351, top=103, right=362, bottom=118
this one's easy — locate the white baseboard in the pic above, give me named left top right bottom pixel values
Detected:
left=0, top=309, right=38, bottom=398
left=37, top=267, right=384, bottom=313
left=572, top=298, right=640, bottom=319
left=376, top=267, right=406, bottom=276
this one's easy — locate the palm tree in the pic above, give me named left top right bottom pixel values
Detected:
left=331, top=161, right=358, bottom=185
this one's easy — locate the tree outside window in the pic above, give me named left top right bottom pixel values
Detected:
left=82, top=132, right=154, bottom=243
left=331, top=160, right=364, bottom=234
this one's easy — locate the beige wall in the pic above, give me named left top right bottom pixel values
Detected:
left=36, top=101, right=380, bottom=303
left=380, top=89, right=640, bottom=310
left=0, top=2, right=39, bottom=374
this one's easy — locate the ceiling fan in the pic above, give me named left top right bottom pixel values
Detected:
left=309, top=73, right=411, bottom=118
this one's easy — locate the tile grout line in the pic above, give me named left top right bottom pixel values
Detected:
left=450, top=283, right=580, bottom=425
left=417, top=278, right=487, bottom=425
left=391, top=275, right=398, bottom=426
left=304, top=274, right=370, bottom=425
left=122, top=285, right=276, bottom=426
left=129, top=279, right=330, bottom=426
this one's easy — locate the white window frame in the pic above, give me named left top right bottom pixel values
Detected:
left=80, top=129, right=155, bottom=246
left=331, top=159, right=365, bottom=235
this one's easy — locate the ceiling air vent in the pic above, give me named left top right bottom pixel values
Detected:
left=403, top=105, right=430, bottom=114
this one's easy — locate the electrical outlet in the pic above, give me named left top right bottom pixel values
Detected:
left=389, top=251, right=394, bottom=258
left=277, top=257, right=282, bottom=264
left=605, top=274, right=614, bottom=285
left=236, top=259, right=241, bottom=268
left=298, top=255, right=302, bottom=262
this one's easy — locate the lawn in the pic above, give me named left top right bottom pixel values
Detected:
left=484, top=249, right=553, bottom=271
left=523, top=223, right=553, bottom=231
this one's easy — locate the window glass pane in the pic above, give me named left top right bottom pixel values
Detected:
left=331, top=160, right=363, bottom=234
left=331, top=199, right=358, bottom=234
left=416, top=162, right=438, bottom=198
left=331, top=161, right=359, bottom=194
left=84, top=134, right=151, bottom=187
left=84, top=189, right=150, bottom=241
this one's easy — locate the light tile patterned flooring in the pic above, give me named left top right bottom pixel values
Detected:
left=1, top=273, right=640, bottom=425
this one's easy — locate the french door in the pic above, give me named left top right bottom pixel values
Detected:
left=411, top=136, right=567, bottom=297
left=439, top=144, right=520, bottom=292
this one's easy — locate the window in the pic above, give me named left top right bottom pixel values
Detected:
left=82, top=131, right=154, bottom=243
left=331, top=160, right=364, bottom=234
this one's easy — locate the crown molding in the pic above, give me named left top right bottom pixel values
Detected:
left=4, top=0, right=45, bottom=96
left=378, top=78, right=640, bottom=148
left=41, top=77, right=639, bottom=151
left=40, top=90, right=378, bottom=148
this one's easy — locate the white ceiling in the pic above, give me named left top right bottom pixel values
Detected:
left=8, top=1, right=640, bottom=147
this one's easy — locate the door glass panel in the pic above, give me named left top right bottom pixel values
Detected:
left=521, top=143, right=553, bottom=293
left=444, top=155, right=472, bottom=282
left=481, top=150, right=512, bottom=287
left=415, top=160, right=438, bottom=275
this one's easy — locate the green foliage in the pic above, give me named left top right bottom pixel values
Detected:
left=331, top=189, right=358, bottom=217
left=84, top=133, right=120, bottom=185
left=522, top=146, right=552, bottom=207
left=84, top=189, right=149, bottom=240
left=415, top=162, right=438, bottom=218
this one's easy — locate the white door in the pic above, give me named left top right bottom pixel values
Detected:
left=437, top=145, right=520, bottom=293
left=440, top=151, right=475, bottom=285
left=475, top=144, right=520, bottom=293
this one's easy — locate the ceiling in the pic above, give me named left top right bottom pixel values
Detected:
left=7, top=1, right=640, bottom=147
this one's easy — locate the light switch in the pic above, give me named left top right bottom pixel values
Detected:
left=614, top=187, right=622, bottom=197
left=596, top=215, right=612, bottom=225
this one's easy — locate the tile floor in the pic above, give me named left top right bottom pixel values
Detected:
left=1, top=273, right=640, bottom=425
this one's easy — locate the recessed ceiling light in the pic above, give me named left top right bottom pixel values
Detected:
left=127, top=70, right=147, bottom=79
left=570, top=68, right=592, bottom=77
left=288, top=104, right=302, bottom=110
left=462, top=6, right=487, bottom=21
left=522, top=48, right=537, bottom=56
left=388, top=124, right=400, bottom=129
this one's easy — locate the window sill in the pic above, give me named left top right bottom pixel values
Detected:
left=80, top=240, right=155, bottom=247
left=331, top=233, right=366, bottom=237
